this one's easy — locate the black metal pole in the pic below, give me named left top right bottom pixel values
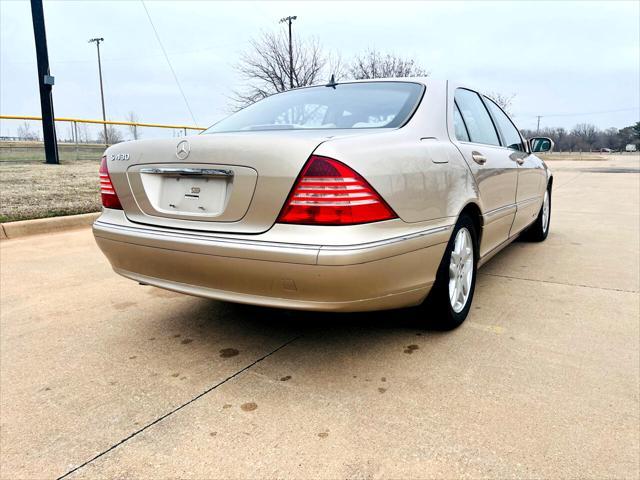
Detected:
left=30, top=0, right=59, bottom=165
left=288, top=18, right=293, bottom=89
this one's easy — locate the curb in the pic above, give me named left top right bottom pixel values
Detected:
left=0, top=212, right=101, bottom=240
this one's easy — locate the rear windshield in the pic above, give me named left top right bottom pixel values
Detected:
left=204, top=82, right=424, bottom=133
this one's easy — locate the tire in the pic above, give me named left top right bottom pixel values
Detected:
left=521, top=185, right=551, bottom=242
left=420, top=214, right=478, bottom=330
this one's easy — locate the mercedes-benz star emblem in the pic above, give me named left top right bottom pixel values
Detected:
left=176, top=140, right=190, bottom=160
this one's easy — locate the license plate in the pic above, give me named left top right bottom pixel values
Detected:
left=158, top=176, right=227, bottom=215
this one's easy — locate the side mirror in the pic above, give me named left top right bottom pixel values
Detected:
left=529, top=137, right=554, bottom=153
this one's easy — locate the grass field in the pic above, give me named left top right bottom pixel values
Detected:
left=0, top=143, right=106, bottom=222
left=0, top=141, right=107, bottom=163
left=0, top=160, right=100, bottom=222
left=0, top=142, right=628, bottom=223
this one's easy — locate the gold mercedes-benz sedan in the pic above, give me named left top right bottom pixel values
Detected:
left=94, top=79, right=553, bottom=329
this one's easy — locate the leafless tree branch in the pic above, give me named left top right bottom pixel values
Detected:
left=486, top=92, right=516, bottom=114
left=231, top=29, right=332, bottom=110
left=348, top=49, right=429, bottom=79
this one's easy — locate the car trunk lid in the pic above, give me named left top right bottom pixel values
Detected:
left=106, top=130, right=374, bottom=234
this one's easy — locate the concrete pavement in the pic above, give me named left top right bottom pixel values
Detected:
left=1, top=155, right=638, bottom=479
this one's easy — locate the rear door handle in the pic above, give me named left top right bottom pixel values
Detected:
left=471, top=151, right=487, bottom=165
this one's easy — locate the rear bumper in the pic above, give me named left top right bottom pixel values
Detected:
left=93, top=211, right=451, bottom=312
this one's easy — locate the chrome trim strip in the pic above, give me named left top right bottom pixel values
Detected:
left=482, top=195, right=542, bottom=226
left=93, top=220, right=453, bottom=252
left=139, top=167, right=234, bottom=177
left=482, top=203, right=517, bottom=225
left=321, top=225, right=452, bottom=252
left=94, top=221, right=318, bottom=250
left=516, top=196, right=541, bottom=208
left=484, top=203, right=516, bottom=218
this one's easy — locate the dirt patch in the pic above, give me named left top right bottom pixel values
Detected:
left=403, top=344, right=419, bottom=354
left=240, top=402, right=257, bottom=412
left=219, top=348, right=239, bottom=358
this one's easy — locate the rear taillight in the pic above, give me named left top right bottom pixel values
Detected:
left=99, top=156, right=123, bottom=210
left=277, top=155, right=397, bottom=225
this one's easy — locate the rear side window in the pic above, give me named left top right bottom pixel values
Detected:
left=454, top=88, right=500, bottom=146
left=453, top=102, right=470, bottom=142
left=484, top=98, right=524, bottom=151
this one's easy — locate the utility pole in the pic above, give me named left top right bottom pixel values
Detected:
left=536, top=115, right=542, bottom=135
left=279, top=16, right=297, bottom=89
left=89, top=37, right=108, bottom=146
left=30, top=0, right=59, bottom=165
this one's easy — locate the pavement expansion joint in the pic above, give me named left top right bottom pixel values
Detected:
left=554, top=172, right=585, bottom=189
left=55, top=335, right=301, bottom=480
left=479, top=272, right=639, bottom=294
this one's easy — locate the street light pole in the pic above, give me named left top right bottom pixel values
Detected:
left=89, top=37, right=108, bottom=146
left=279, top=16, right=297, bottom=89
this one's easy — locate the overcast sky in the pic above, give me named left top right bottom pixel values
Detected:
left=1, top=0, right=639, bottom=138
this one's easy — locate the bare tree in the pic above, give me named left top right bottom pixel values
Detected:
left=232, top=29, right=331, bottom=109
left=348, top=49, right=428, bottom=79
left=127, top=111, right=140, bottom=140
left=328, top=51, right=348, bottom=82
left=17, top=122, right=40, bottom=141
left=231, top=36, right=426, bottom=110
left=97, top=125, right=123, bottom=145
left=486, top=92, right=516, bottom=114
left=521, top=123, right=636, bottom=152
left=572, top=123, right=598, bottom=149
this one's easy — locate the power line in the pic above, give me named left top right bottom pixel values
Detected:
left=544, top=107, right=639, bottom=117
left=5, top=42, right=250, bottom=65
left=515, top=107, right=639, bottom=119
left=140, top=0, right=197, bottom=125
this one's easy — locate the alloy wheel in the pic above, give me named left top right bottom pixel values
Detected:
left=542, top=190, right=550, bottom=233
left=448, top=227, right=474, bottom=313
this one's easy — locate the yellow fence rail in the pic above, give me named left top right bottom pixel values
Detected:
left=0, top=114, right=206, bottom=131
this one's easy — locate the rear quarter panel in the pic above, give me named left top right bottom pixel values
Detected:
left=314, top=128, right=477, bottom=224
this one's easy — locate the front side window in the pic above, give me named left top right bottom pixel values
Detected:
left=454, top=88, right=500, bottom=146
left=484, top=98, right=524, bottom=151
left=204, top=82, right=424, bottom=134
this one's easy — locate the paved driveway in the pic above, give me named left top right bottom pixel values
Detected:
left=1, top=156, right=638, bottom=479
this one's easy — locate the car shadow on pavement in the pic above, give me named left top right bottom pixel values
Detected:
left=199, top=298, right=446, bottom=337
left=133, top=296, right=455, bottom=388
